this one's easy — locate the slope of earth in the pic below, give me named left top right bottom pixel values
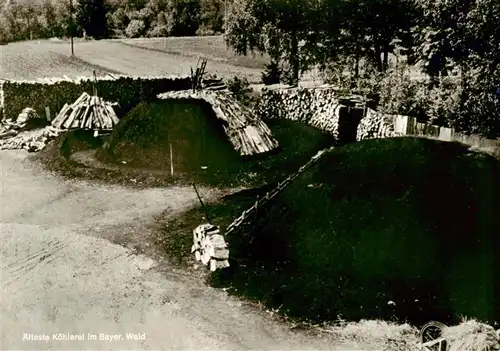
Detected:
left=175, top=138, right=500, bottom=326
left=0, top=149, right=362, bottom=350
left=0, top=39, right=263, bottom=81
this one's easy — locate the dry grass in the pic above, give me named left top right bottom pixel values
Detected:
left=0, top=38, right=263, bottom=81
left=314, top=320, right=420, bottom=350
left=442, top=319, right=500, bottom=351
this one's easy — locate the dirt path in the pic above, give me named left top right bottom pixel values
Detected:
left=0, top=150, right=358, bottom=351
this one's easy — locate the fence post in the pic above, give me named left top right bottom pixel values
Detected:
left=45, top=106, right=51, bottom=122
left=170, top=143, right=174, bottom=178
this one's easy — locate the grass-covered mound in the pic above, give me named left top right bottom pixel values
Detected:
left=95, top=99, right=335, bottom=186
left=202, top=138, right=500, bottom=326
left=97, top=98, right=241, bottom=172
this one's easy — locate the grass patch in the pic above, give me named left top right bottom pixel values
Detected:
left=159, top=137, right=500, bottom=326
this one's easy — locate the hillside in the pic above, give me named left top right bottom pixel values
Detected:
left=0, top=39, right=263, bottom=81
left=187, top=138, right=500, bottom=325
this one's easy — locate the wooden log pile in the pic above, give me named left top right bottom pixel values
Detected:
left=254, top=87, right=353, bottom=140
left=51, top=92, right=120, bottom=131
left=191, top=223, right=230, bottom=271
left=0, top=107, right=61, bottom=151
left=356, top=108, right=397, bottom=141
left=157, top=89, right=279, bottom=156
left=0, top=126, right=62, bottom=152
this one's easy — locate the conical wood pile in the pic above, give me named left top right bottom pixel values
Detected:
left=51, top=92, right=120, bottom=130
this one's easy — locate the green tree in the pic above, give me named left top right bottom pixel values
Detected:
left=200, top=0, right=224, bottom=33
left=225, top=0, right=316, bottom=86
left=75, top=0, right=109, bottom=39
left=165, top=0, right=201, bottom=36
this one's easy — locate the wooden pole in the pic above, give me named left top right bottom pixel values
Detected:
left=69, top=0, right=74, bottom=57
left=193, top=183, right=212, bottom=224
left=170, top=143, right=174, bottom=177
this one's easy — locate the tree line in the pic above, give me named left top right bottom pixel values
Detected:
left=0, top=0, right=225, bottom=43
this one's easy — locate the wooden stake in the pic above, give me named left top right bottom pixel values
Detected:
left=45, top=106, right=51, bottom=122
left=170, top=143, right=174, bottom=177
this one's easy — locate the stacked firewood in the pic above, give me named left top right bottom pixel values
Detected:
left=255, top=87, right=354, bottom=140
left=356, top=108, right=397, bottom=141
left=0, top=126, right=62, bottom=152
left=191, top=223, right=230, bottom=271
left=157, top=89, right=279, bottom=156
left=51, top=92, right=120, bottom=131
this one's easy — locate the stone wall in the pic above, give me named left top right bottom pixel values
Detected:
left=0, top=74, right=191, bottom=122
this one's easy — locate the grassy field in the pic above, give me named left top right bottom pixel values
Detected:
left=0, top=37, right=263, bottom=81
left=120, top=36, right=269, bottom=69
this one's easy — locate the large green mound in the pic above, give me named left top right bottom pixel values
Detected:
left=212, top=137, right=500, bottom=325
left=96, top=99, right=336, bottom=186
left=98, top=99, right=240, bottom=173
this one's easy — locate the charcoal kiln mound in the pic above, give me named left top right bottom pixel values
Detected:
left=97, top=99, right=244, bottom=174
left=213, top=137, right=500, bottom=326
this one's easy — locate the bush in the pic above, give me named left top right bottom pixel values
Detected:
left=147, top=25, right=169, bottom=38
left=195, top=26, right=215, bottom=36
left=125, top=19, right=146, bottom=38
left=226, top=76, right=254, bottom=107
left=261, top=60, right=281, bottom=85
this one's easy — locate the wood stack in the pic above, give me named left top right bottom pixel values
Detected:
left=0, top=126, right=62, bottom=152
left=255, top=87, right=353, bottom=140
left=356, top=108, right=397, bottom=141
left=203, top=77, right=227, bottom=91
left=157, top=89, right=279, bottom=156
left=51, top=92, right=120, bottom=131
left=191, top=223, right=230, bottom=271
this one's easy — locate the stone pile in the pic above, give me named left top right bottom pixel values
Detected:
left=192, top=223, right=230, bottom=272
left=356, top=108, right=397, bottom=141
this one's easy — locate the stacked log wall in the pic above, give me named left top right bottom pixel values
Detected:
left=1, top=75, right=191, bottom=122
left=255, top=87, right=361, bottom=142
left=255, top=86, right=500, bottom=157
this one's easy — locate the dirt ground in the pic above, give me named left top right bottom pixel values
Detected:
left=0, top=149, right=364, bottom=350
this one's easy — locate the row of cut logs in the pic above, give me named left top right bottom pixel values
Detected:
left=356, top=108, right=397, bottom=141
left=192, top=223, right=230, bottom=271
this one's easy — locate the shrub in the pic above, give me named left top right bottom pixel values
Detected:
left=147, top=25, right=169, bottom=38
left=125, top=19, right=146, bottom=38
left=261, top=60, right=281, bottom=85
left=226, top=76, right=254, bottom=107
left=195, top=26, right=215, bottom=36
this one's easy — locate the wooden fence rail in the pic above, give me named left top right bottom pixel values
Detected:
left=225, top=146, right=335, bottom=236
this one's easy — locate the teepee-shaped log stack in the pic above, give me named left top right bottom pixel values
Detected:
left=51, top=92, right=120, bottom=131
left=191, top=223, right=230, bottom=271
